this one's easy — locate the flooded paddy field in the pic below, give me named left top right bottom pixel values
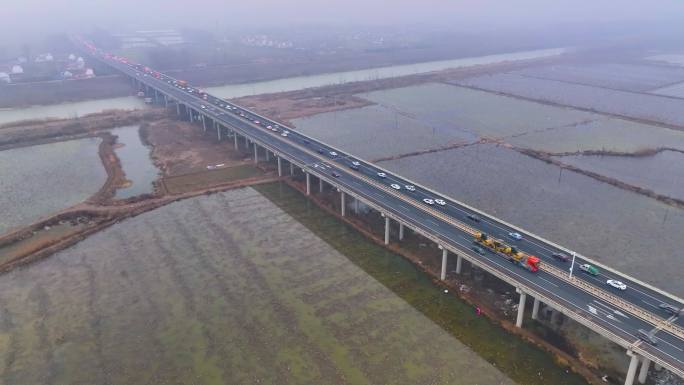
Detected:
left=378, top=144, right=684, bottom=297
left=110, top=125, right=159, bottom=198
left=558, top=150, right=684, bottom=201
left=651, top=82, right=684, bottom=98
left=0, top=138, right=106, bottom=235
left=0, top=185, right=591, bottom=385
left=507, top=117, right=684, bottom=153
left=293, top=103, right=476, bottom=160
left=510, top=63, right=684, bottom=92
left=454, top=73, right=684, bottom=127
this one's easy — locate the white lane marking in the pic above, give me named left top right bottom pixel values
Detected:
left=427, top=219, right=442, bottom=227
left=537, top=276, right=559, bottom=288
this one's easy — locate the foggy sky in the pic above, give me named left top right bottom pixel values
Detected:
left=4, top=0, right=684, bottom=43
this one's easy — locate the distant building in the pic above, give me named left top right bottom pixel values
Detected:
left=62, top=70, right=73, bottom=79
left=68, top=53, right=76, bottom=61
left=11, top=65, right=23, bottom=74
left=0, top=72, right=10, bottom=84
left=84, top=68, right=94, bottom=78
left=35, top=53, right=54, bottom=62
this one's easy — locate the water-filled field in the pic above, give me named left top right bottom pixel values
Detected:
left=455, top=73, right=684, bottom=127
left=651, top=82, right=684, bottom=98
left=0, top=97, right=146, bottom=126
left=511, top=63, right=684, bottom=91
left=292, top=104, right=476, bottom=160
left=0, top=185, right=590, bottom=385
left=111, top=126, right=159, bottom=198
left=0, top=138, right=106, bottom=235
left=379, top=144, right=684, bottom=297
left=507, top=118, right=684, bottom=153
left=558, top=150, right=684, bottom=201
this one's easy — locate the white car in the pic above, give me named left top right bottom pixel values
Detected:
left=423, top=198, right=435, bottom=205
left=377, top=172, right=387, bottom=178
left=254, top=120, right=260, bottom=124
left=607, top=279, right=627, bottom=291
left=390, top=183, right=401, bottom=190
left=200, top=105, right=207, bottom=109
left=405, top=185, right=416, bottom=192
left=281, top=132, right=288, bottom=137
left=508, top=232, right=523, bottom=240
left=435, top=199, right=446, bottom=206
left=329, top=151, right=338, bottom=156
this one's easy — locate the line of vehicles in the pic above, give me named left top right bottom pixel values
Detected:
left=89, top=42, right=683, bottom=326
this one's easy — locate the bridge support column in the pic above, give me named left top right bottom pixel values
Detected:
left=202, top=115, right=207, bottom=132
left=341, top=192, right=346, bottom=217
left=217, top=124, right=222, bottom=141
left=355, top=198, right=359, bottom=214
left=254, top=144, right=258, bottom=164
left=234, top=132, right=239, bottom=149
left=176, top=102, right=181, bottom=115
left=440, top=248, right=448, bottom=280
left=163, top=94, right=168, bottom=107
left=277, top=156, right=282, bottom=177
left=624, top=352, right=640, bottom=385
left=290, top=163, right=294, bottom=175
left=531, top=297, right=540, bottom=320
left=384, top=216, right=390, bottom=245
left=305, top=172, right=311, bottom=195
left=638, top=357, right=651, bottom=384
left=189, top=109, right=193, bottom=123
left=265, top=150, right=270, bottom=162
left=245, top=136, right=249, bottom=148
left=516, top=289, right=527, bottom=328
left=398, top=223, right=404, bottom=240
left=319, top=178, right=324, bottom=193
left=455, top=254, right=463, bottom=274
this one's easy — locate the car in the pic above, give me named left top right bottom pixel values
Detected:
left=200, top=105, right=207, bottom=109
left=637, top=329, right=658, bottom=345
left=349, top=161, right=360, bottom=170
left=552, top=253, right=570, bottom=262
left=266, top=125, right=272, bottom=129
left=658, top=303, right=681, bottom=316
left=329, top=151, right=338, bottom=157
left=606, top=279, right=627, bottom=291
left=467, top=214, right=480, bottom=222
left=578, top=264, right=600, bottom=276
left=254, top=120, right=260, bottom=124
left=390, top=183, right=401, bottom=190
left=508, top=232, right=523, bottom=240
left=303, top=139, right=310, bottom=144
left=435, top=199, right=446, bottom=206
left=377, top=172, right=387, bottom=178
left=331, top=172, right=341, bottom=178
left=472, top=246, right=486, bottom=255
left=317, top=148, right=325, bottom=154
left=281, top=133, right=288, bottom=137
left=423, top=198, right=435, bottom=205
left=405, top=185, right=416, bottom=192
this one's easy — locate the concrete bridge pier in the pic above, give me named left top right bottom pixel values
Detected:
left=624, top=351, right=640, bottom=385
left=254, top=144, right=258, bottom=164
left=455, top=254, right=463, bottom=274
left=175, top=102, right=181, bottom=116
left=516, top=288, right=527, bottom=327
left=305, top=172, right=311, bottom=195
left=384, top=216, right=390, bottom=244
left=217, top=124, right=222, bottom=141
left=354, top=198, right=359, bottom=214
left=638, top=357, right=651, bottom=384
left=531, top=297, right=541, bottom=320
left=440, top=247, right=448, bottom=280
left=319, top=178, right=324, bottom=193
left=234, top=132, right=239, bottom=149
left=201, top=115, right=207, bottom=132
left=277, top=156, right=282, bottom=177
left=163, top=94, right=168, bottom=107
left=265, top=150, right=270, bottom=162
left=341, top=191, right=346, bottom=217
left=290, top=162, right=295, bottom=175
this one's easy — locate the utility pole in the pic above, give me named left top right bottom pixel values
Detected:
left=569, top=251, right=577, bottom=278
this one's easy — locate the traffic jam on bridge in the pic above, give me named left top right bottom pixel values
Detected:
left=79, top=37, right=684, bottom=379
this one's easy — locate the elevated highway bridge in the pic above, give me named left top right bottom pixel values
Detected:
left=76, top=37, right=684, bottom=385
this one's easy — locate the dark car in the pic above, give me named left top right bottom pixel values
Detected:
left=552, top=253, right=570, bottom=262
left=467, top=214, right=480, bottom=222
left=637, top=329, right=658, bottom=345
left=472, top=246, right=485, bottom=255
left=331, top=172, right=341, bottom=178
left=659, top=303, right=681, bottom=316
left=317, top=148, right=325, bottom=154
